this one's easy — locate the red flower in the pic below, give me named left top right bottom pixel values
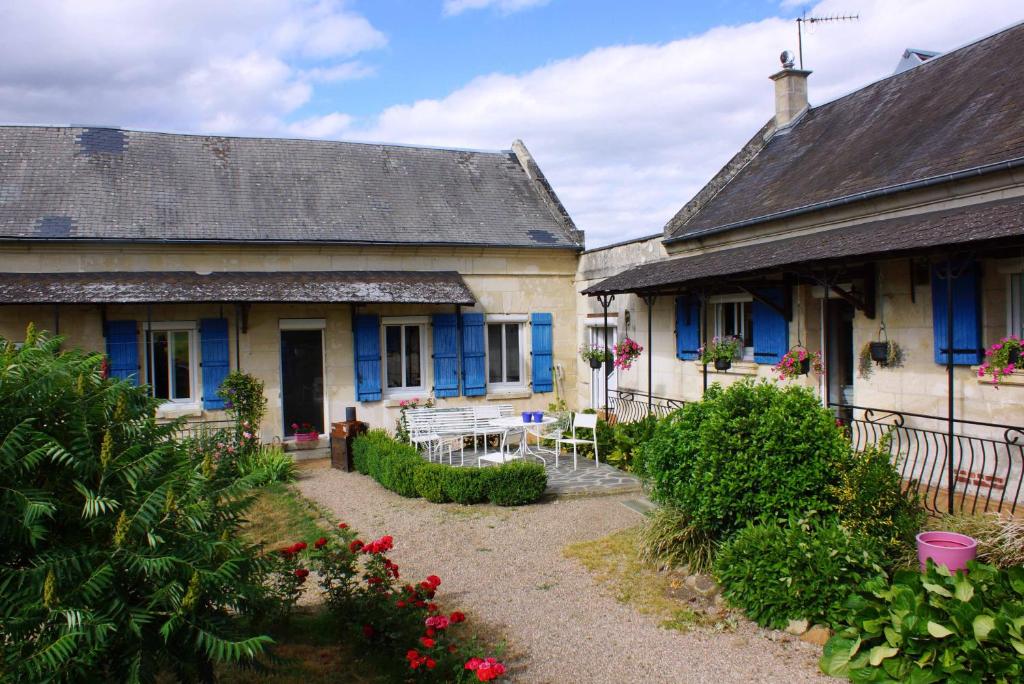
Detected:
left=426, top=658, right=436, bottom=670
left=406, top=649, right=419, bottom=662
left=292, top=541, right=308, bottom=552
left=450, top=611, right=466, bottom=623
left=314, top=537, right=327, bottom=549
left=367, top=576, right=382, bottom=585
left=427, top=603, right=438, bottom=613
left=425, top=627, right=436, bottom=637
left=397, top=600, right=407, bottom=608
left=466, top=658, right=506, bottom=682
left=293, top=568, right=309, bottom=580
left=349, top=539, right=364, bottom=553
left=279, top=547, right=294, bottom=557
left=338, top=522, right=349, bottom=529
left=362, top=624, right=375, bottom=639
left=426, top=575, right=441, bottom=588
left=465, top=658, right=483, bottom=671
left=419, top=637, right=435, bottom=649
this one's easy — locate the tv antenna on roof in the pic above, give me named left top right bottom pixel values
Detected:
left=796, top=11, right=859, bottom=69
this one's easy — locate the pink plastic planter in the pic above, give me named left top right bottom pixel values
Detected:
left=917, top=531, right=978, bottom=573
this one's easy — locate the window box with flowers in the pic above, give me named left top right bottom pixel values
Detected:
left=291, top=422, right=320, bottom=443
left=978, top=336, right=1022, bottom=386
left=580, top=344, right=612, bottom=369
left=699, top=335, right=742, bottom=371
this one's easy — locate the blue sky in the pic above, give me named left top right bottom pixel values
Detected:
left=1, top=1, right=1022, bottom=245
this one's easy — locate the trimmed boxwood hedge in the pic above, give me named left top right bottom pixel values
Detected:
left=352, top=430, right=547, bottom=506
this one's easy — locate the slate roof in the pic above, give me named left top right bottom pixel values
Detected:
left=585, top=196, right=1024, bottom=295
left=0, top=127, right=581, bottom=249
left=665, top=22, right=1024, bottom=242
left=0, top=270, right=475, bottom=304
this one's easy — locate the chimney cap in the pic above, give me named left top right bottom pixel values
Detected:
left=780, top=50, right=796, bottom=69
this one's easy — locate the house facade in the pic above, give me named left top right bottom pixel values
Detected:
left=579, top=24, right=1024, bottom=512
left=0, top=128, right=582, bottom=441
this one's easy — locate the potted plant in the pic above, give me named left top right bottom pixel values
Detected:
left=774, top=346, right=824, bottom=381
left=291, top=422, right=319, bottom=442
left=916, top=531, right=977, bottom=573
left=699, top=335, right=742, bottom=371
left=978, top=336, right=1023, bottom=386
left=858, top=339, right=905, bottom=378
left=580, top=344, right=612, bottom=370
left=613, top=336, right=643, bottom=371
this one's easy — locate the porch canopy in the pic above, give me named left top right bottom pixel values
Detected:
left=583, top=195, right=1024, bottom=298
left=0, top=270, right=476, bottom=305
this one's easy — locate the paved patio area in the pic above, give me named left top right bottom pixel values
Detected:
left=437, top=448, right=643, bottom=496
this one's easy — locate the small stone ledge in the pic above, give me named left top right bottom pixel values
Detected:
left=691, top=361, right=760, bottom=376
left=486, top=389, right=532, bottom=400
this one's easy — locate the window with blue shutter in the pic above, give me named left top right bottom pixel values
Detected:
left=104, top=320, right=139, bottom=385
left=354, top=314, right=382, bottom=401
left=461, top=313, right=486, bottom=396
left=432, top=314, right=460, bottom=398
left=932, top=261, right=982, bottom=365
left=675, top=296, right=700, bottom=360
left=751, top=288, right=788, bottom=365
left=200, top=318, right=230, bottom=410
left=531, top=313, right=553, bottom=393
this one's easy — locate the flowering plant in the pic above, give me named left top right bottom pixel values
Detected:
left=579, top=344, right=612, bottom=364
left=773, top=346, right=824, bottom=381
left=396, top=396, right=436, bottom=443
left=979, top=336, right=1022, bottom=386
left=613, top=337, right=643, bottom=370
left=698, top=335, right=742, bottom=364
left=290, top=421, right=318, bottom=435
left=272, top=523, right=507, bottom=681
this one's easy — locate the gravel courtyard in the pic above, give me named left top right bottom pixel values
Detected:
left=295, top=461, right=830, bottom=684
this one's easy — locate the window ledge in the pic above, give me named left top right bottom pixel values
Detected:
left=383, top=396, right=428, bottom=408
left=486, top=389, right=532, bottom=400
left=156, top=404, right=203, bottom=419
left=972, top=366, right=1024, bottom=387
left=691, top=360, right=760, bottom=376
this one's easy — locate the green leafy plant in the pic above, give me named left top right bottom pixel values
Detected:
left=414, top=463, right=452, bottom=503
left=604, top=415, right=658, bottom=472
left=829, top=442, right=924, bottom=561
left=822, top=562, right=1024, bottom=682
left=0, top=329, right=274, bottom=681
left=442, top=467, right=491, bottom=505
left=857, top=340, right=905, bottom=379
left=639, top=380, right=852, bottom=539
left=219, top=370, right=267, bottom=442
left=485, top=461, right=547, bottom=506
left=237, top=444, right=297, bottom=485
left=639, top=506, right=718, bottom=573
left=714, top=516, right=886, bottom=629
left=698, top=335, right=742, bottom=364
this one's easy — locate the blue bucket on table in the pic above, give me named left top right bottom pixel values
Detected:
left=521, top=411, right=533, bottom=423
left=532, top=411, right=544, bottom=422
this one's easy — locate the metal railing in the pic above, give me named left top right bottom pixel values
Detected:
left=168, top=418, right=237, bottom=440
left=607, top=388, right=685, bottom=423
left=832, top=403, right=1024, bottom=515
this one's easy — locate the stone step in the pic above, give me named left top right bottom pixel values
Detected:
left=620, top=498, right=658, bottom=516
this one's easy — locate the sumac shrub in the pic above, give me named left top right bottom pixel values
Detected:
left=0, top=329, right=274, bottom=681
left=640, top=380, right=851, bottom=538
left=714, top=516, right=886, bottom=629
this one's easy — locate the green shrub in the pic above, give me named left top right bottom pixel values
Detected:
left=822, top=562, right=1024, bottom=681
left=714, top=516, right=886, bottom=629
left=237, top=444, right=297, bottom=485
left=443, top=467, right=490, bottom=505
left=829, top=442, right=924, bottom=561
left=486, top=461, right=547, bottom=506
left=639, top=506, right=718, bottom=573
left=605, top=414, right=658, bottom=472
left=0, top=329, right=273, bottom=681
left=352, top=430, right=420, bottom=498
left=640, top=380, right=852, bottom=539
left=414, top=463, right=451, bottom=503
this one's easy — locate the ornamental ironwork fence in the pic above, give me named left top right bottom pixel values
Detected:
left=167, top=418, right=237, bottom=440
left=831, top=403, right=1024, bottom=516
left=607, top=388, right=685, bottom=423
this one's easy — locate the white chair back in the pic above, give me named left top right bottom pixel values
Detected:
left=572, top=412, right=598, bottom=433
left=473, top=405, right=501, bottom=425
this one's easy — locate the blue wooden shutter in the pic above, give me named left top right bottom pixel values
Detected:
left=104, top=320, right=139, bottom=385
left=200, top=318, right=230, bottom=410
left=461, top=313, right=486, bottom=397
left=432, top=314, right=459, bottom=398
left=531, top=313, right=553, bottom=393
left=932, top=261, right=982, bottom=365
left=752, top=288, right=788, bottom=365
left=354, top=315, right=382, bottom=401
left=675, top=296, right=700, bottom=360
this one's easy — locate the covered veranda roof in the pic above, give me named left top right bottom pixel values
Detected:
left=584, top=196, right=1024, bottom=296
left=0, top=270, right=476, bottom=305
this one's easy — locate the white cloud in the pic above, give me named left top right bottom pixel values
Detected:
left=443, top=0, right=550, bottom=17
left=0, top=0, right=385, bottom=134
left=336, top=0, right=1024, bottom=245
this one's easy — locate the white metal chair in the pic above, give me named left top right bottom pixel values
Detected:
left=555, top=412, right=599, bottom=470
left=472, top=405, right=504, bottom=453
left=477, top=430, right=519, bottom=467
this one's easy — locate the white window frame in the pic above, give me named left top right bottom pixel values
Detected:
left=485, top=314, right=527, bottom=389
left=709, top=295, right=754, bottom=361
left=381, top=316, right=428, bottom=398
left=1008, top=274, right=1024, bottom=338
left=143, top=321, right=199, bottom=406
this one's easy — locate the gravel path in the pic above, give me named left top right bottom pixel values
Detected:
left=295, top=463, right=830, bottom=684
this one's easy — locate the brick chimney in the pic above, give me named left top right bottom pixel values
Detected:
left=769, top=51, right=811, bottom=128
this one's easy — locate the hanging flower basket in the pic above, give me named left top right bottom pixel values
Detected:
left=579, top=344, right=612, bottom=369
left=714, top=358, right=732, bottom=372
left=613, top=337, right=643, bottom=371
left=979, top=336, right=1023, bottom=386
left=869, top=341, right=889, bottom=364
left=699, top=335, right=742, bottom=370
left=774, top=346, right=824, bottom=381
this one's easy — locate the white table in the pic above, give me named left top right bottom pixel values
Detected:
left=491, top=415, right=558, bottom=463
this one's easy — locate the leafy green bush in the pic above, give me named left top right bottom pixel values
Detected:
left=639, top=506, right=718, bottom=573
left=352, top=431, right=546, bottom=506
left=414, top=463, right=451, bottom=503
left=829, top=442, right=924, bottom=560
left=605, top=414, right=658, bottom=472
left=485, top=461, right=548, bottom=506
left=443, top=467, right=490, bottom=505
left=0, top=329, right=273, bottom=681
left=237, top=444, right=297, bottom=485
left=714, top=516, right=886, bottom=629
left=639, top=380, right=851, bottom=539
left=822, top=562, right=1024, bottom=682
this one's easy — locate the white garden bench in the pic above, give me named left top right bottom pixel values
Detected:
left=405, top=405, right=514, bottom=466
